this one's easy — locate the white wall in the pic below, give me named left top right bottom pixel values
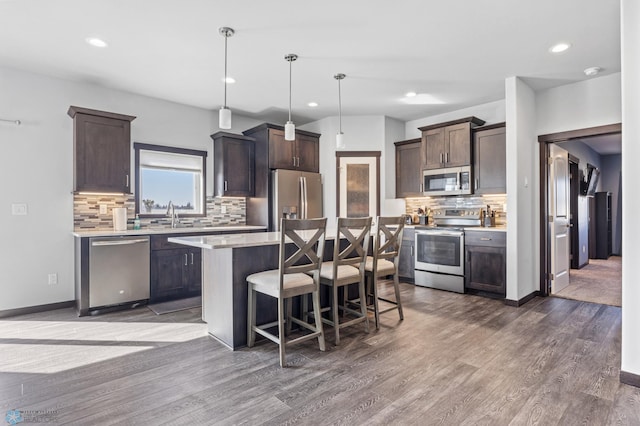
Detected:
left=536, top=73, right=622, bottom=136
left=0, top=65, right=261, bottom=311
left=384, top=117, right=406, bottom=199
left=404, top=100, right=506, bottom=139
left=505, top=77, right=539, bottom=301
left=621, top=0, right=640, bottom=378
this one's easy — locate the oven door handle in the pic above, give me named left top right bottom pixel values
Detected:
left=415, top=230, right=464, bottom=237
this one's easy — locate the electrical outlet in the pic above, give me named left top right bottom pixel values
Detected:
left=48, top=273, right=58, bottom=285
left=99, top=204, right=107, bottom=215
left=221, top=205, right=227, bottom=214
left=11, top=203, right=28, bottom=215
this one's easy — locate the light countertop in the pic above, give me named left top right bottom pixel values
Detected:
left=72, top=225, right=267, bottom=238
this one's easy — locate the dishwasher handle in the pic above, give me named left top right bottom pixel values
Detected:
left=91, top=238, right=149, bottom=247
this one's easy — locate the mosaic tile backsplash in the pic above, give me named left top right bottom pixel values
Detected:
left=74, top=195, right=246, bottom=231
left=405, top=194, right=507, bottom=226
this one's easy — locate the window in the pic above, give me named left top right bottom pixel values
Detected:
left=134, top=143, right=207, bottom=217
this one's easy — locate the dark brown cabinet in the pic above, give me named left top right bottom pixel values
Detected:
left=150, top=234, right=201, bottom=303
left=473, top=123, right=506, bottom=194
left=244, top=123, right=320, bottom=173
left=418, top=116, right=485, bottom=170
left=395, top=139, right=422, bottom=197
left=68, top=106, right=136, bottom=193
left=398, top=227, right=415, bottom=281
left=465, top=230, right=506, bottom=296
left=211, top=132, right=255, bottom=197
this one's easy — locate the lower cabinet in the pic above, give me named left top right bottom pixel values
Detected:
left=150, top=235, right=202, bottom=303
left=464, top=230, right=506, bottom=296
left=398, top=227, right=415, bottom=282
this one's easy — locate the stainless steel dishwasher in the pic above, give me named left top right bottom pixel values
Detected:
left=89, top=236, right=150, bottom=308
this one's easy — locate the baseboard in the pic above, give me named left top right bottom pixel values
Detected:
left=0, top=300, right=75, bottom=318
left=620, top=370, right=640, bottom=388
left=504, top=291, right=540, bottom=307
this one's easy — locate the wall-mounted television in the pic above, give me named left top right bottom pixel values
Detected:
left=580, top=163, right=600, bottom=196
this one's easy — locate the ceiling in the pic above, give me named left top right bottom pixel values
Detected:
left=574, top=133, right=622, bottom=156
left=0, top=0, right=621, bottom=127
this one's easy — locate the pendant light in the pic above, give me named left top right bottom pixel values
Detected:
left=284, top=54, right=298, bottom=141
left=218, top=27, right=234, bottom=130
left=334, top=73, right=346, bottom=149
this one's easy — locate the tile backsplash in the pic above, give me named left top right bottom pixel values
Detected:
left=405, top=194, right=507, bottom=225
left=74, top=194, right=246, bottom=231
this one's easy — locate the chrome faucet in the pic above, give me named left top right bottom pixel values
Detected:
left=166, top=201, right=179, bottom=228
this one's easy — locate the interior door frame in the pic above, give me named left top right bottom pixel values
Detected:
left=335, top=151, right=381, bottom=217
left=538, top=123, right=621, bottom=296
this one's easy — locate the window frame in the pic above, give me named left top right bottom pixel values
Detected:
left=133, top=142, right=208, bottom=218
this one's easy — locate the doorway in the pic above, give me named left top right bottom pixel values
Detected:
left=539, top=124, right=622, bottom=306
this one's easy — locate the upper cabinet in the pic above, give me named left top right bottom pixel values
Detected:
left=395, top=138, right=422, bottom=197
left=68, top=106, right=136, bottom=193
left=244, top=123, right=320, bottom=173
left=473, top=123, right=506, bottom=194
left=211, top=132, right=255, bottom=197
left=419, top=116, right=485, bottom=170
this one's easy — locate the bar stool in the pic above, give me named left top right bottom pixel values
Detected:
left=313, top=217, right=371, bottom=345
left=246, top=217, right=327, bottom=368
left=365, top=216, right=405, bottom=329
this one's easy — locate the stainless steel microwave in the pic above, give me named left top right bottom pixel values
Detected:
left=422, top=166, right=472, bottom=196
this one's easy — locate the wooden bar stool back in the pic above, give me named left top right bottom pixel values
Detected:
left=247, top=217, right=327, bottom=367
left=366, top=216, right=405, bottom=329
left=315, top=216, right=372, bottom=345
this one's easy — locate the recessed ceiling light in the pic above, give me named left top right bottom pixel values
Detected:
left=85, top=37, right=108, bottom=48
left=308, top=102, right=318, bottom=107
left=401, top=93, right=444, bottom=105
left=222, top=77, right=235, bottom=84
left=405, top=92, right=417, bottom=98
left=584, top=66, right=602, bottom=76
left=549, top=42, right=571, bottom=54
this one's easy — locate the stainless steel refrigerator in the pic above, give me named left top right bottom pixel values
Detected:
left=271, top=169, right=323, bottom=231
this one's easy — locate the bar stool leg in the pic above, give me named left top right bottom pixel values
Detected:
left=247, top=286, right=256, bottom=347
left=312, top=290, right=326, bottom=351
left=278, top=297, right=286, bottom=367
left=393, top=274, right=404, bottom=320
left=358, top=277, right=369, bottom=333
left=333, top=284, right=340, bottom=344
left=371, top=274, right=381, bottom=330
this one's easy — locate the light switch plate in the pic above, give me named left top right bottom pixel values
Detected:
left=11, top=203, right=28, bottom=215
left=48, top=273, right=57, bottom=285
left=221, top=206, right=227, bottom=214
left=99, top=204, right=107, bottom=215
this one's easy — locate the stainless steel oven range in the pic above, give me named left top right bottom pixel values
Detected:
left=414, top=208, right=481, bottom=293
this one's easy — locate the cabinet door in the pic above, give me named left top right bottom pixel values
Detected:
left=184, top=249, right=202, bottom=297
left=221, top=138, right=254, bottom=196
left=268, top=128, right=297, bottom=170
left=150, top=249, right=188, bottom=302
left=445, top=123, right=472, bottom=167
left=474, top=126, right=506, bottom=194
left=396, top=142, right=422, bottom=197
left=75, top=114, right=131, bottom=192
left=296, top=134, right=319, bottom=173
left=422, top=128, right=445, bottom=170
left=465, top=245, right=506, bottom=295
left=398, top=241, right=415, bottom=281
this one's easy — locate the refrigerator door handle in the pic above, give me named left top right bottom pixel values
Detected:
left=300, top=176, right=308, bottom=219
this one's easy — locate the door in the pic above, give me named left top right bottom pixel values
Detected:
left=445, top=123, right=472, bottom=167
left=296, top=134, right=320, bottom=172
left=337, top=154, right=379, bottom=218
left=269, top=128, right=296, bottom=169
left=422, top=128, right=445, bottom=170
left=549, top=144, right=570, bottom=293
left=272, top=169, right=301, bottom=231
left=300, top=171, right=323, bottom=220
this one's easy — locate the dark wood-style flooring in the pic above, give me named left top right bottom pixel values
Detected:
left=1, top=282, right=638, bottom=425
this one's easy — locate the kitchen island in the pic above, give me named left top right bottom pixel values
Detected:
left=169, top=231, right=342, bottom=349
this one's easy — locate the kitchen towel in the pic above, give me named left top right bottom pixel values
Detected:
left=113, top=207, right=127, bottom=231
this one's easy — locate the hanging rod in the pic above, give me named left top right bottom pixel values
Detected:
left=0, top=118, right=21, bottom=125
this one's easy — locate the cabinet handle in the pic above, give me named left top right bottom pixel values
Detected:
left=480, top=237, right=492, bottom=241
left=475, top=178, right=479, bottom=190
left=440, top=153, right=444, bottom=163
left=125, top=174, right=129, bottom=188
left=297, top=157, right=300, bottom=167
left=224, top=180, right=228, bottom=191
left=445, top=152, right=449, bottom=163
left=410, top=246, right=414, bottom=256
left=293, top=157, right=296, bottom=167
left=420, top=183, right=424, bottom=192
left=184, top=253, right=188, bottom=266
left=190, top=252, right=194, bottom=265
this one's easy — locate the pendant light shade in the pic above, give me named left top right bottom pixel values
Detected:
left=284, top=54, right=298, bottom=141
left=218, top=27, right=234, bottom=130
left=335, top=73, right=346, bottom=149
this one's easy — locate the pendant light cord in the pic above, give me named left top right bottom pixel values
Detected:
left=223, top=33, right=228, bottom=108
left=338, top=78, right=342, bottom=133
left=288, top=58, right=292, bottom=122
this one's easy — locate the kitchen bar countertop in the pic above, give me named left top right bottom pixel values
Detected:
left=72, top=225, right=267, bottom=238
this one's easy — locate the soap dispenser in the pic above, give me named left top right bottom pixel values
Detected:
left=133, top=214, right=141, bottom=230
